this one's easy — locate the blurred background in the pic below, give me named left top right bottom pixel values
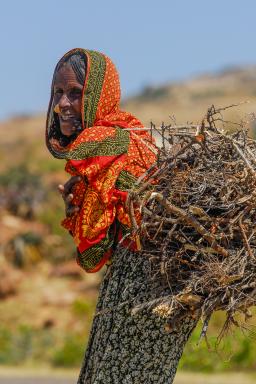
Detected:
left=0, top=1, right=256, bottom=383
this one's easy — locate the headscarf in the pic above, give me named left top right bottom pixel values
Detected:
left=46, top=48, right=157, bottom=272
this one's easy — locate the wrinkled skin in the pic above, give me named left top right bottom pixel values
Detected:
left=53, top=64, right=83, bottom=137
left=54, top=64, right=83, bottom=212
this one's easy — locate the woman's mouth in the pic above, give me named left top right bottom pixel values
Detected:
left=60, top=115, right=76, bottom=122
left=59, top=115, right=82, bottom=137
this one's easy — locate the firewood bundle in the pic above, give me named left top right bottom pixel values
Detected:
left=128, top=104, right=256, bottom=337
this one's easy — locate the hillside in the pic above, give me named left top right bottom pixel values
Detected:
left=1, top=65, right=256, bottom=142
left=124, top=65, right=256, bottom=125
left=0, top=66, right=256, bottom=370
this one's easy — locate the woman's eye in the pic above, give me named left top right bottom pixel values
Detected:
left=69, top=88, right=82, bottom=98
left=53, top=89, right=63, bottom=100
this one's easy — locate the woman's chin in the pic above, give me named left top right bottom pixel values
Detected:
left=60, top=125, right=76, bottom=137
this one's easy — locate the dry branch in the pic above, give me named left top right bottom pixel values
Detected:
left=128, top=103, right=256, bottom=338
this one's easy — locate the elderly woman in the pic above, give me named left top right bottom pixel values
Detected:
left=46, top=48, right=197, bottom=384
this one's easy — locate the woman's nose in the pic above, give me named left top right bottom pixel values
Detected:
left=58, top=93, right=71, bottom=108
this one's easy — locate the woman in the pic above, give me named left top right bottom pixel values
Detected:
left=46, top=48, right=197, bottom=383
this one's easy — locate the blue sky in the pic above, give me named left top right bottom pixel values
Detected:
left=1, top=0, right=256, bottom=120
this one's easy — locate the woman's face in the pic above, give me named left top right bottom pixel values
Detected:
left=53, top=64, right=83, bottom=137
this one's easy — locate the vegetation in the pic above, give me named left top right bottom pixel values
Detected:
left=181, top=312, right=256, bottom=372
left=0, top=325, right=85, bottom=367
left=0, top=310, right=255, bottom=369
left=0, top=66, right=256, bottom=371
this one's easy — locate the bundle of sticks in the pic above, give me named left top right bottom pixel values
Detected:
left=128, top=104, right=256, bottom=338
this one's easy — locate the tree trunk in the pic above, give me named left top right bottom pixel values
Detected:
left=77, top=248, right=197, bottom=384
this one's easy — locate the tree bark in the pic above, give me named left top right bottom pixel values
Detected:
left=77, top=248, right=197, bottom=384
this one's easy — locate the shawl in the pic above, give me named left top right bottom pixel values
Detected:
left=46, top=48, right=157, bottom=272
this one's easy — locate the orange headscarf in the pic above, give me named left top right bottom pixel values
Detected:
left=46, top=49, right=157, bottom=272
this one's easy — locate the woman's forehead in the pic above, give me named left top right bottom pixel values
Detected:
left=54, top=64, right=81, bottom=86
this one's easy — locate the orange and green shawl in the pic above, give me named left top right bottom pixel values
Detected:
left=46, top=48, right=157, bottom=273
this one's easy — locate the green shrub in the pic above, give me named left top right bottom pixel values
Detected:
left=51, top=335, right=85, bottom=367
left=0, top=325, right=86, bottom=368
left=0, top=312, right=255, bottom=370
left=0, top=327, right=12, bottom=364
left=180, top=312, right=256, bottom=372
left=0, top=325, right=36, bottom=365
left=72, top=299, right=96, bottom=318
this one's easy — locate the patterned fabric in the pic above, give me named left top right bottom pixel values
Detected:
left=46, top=49, right=157, bottom=272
